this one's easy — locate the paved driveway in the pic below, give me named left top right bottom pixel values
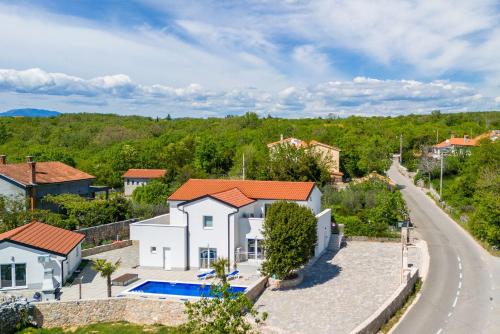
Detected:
left=255, top=241, right=401, bottom=334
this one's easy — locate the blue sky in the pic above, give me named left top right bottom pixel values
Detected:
left=0, top=0, right=499, bottom=117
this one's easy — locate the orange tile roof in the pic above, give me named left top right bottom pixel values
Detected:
left=309, top=140, right=341, bottom=151
left=0, top=161, right=95, bottom=186
left=123, top=169, right=166, bottom=179
left=169, top=179, right=316, bottom=205
left=433, top=137, right=480, bottom=148
left=210, top=188, right=256, bottom=208
left=0, top=221, right=84, bottom=256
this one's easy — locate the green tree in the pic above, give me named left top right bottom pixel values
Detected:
left=92, top=258, right=121, bottom=298
left=266, top=144, right=331, bottom=185
left=211, top=257, right=229, bottom=284
left=184, top=282, right=266, bottom=334
left=261, top=201, right=317, bottom=279
left=132, top=179, right=171, bottom=205
left=0, top=123, right=10, bottom=144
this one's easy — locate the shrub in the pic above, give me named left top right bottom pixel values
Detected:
left=261, top=201, right=317, bottom=279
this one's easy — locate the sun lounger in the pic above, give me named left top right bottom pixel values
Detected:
left=226, top=270, right=240, bottom=280
left=197, top=270, right=215, bottom=280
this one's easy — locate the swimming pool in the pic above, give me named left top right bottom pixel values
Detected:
left=122, top=280, right=247, bottom=298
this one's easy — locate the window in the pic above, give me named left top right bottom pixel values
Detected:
left=199, top=248, right=217, bottom=269
left=0, top=264, right=12, bottom=288
left=14, top=263, right=26, bottom=286
left=203, top=216, right=213, bottom=229
left=150, top=246, right=157, bottom=254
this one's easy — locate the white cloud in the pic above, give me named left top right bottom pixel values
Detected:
left=1, top=68, right=498, bottom=118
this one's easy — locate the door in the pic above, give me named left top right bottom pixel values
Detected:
left=163, top=248, right=172, bottom=270
left=0, top=264, right=12, bottom=288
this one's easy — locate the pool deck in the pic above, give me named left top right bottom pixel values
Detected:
left=59, top=244, right=261, bottom=301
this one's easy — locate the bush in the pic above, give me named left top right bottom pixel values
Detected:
left=261, top=201, right=317, bottom=279
left=132, top=180, right=171, bottom=205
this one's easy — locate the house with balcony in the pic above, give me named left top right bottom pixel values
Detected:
left=130, top=179, right=331, bottom=271
left=267, top=137, right=343, bottom=182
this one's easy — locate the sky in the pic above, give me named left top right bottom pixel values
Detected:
left=0, top=0, right=500, bottom=118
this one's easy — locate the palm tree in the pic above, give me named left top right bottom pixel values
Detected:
left=92, top=258, right=121, bottom=297
left=211, top=258, right=229, bottom=284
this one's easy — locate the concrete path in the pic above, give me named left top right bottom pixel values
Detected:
left=388, top=160, right=500, bottom=334
left=255, top=241, right=401, bottom=334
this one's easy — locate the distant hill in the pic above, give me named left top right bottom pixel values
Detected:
left=0, top=108, right=61, bottom=118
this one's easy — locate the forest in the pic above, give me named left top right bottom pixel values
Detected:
left=0, top=111, right=498, bottom=247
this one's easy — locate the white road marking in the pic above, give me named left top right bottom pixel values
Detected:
left=458, top=263, right=462, bottom=270
left=457, top=290, right=460, bottom=296
left=437, top=328, right=443, bottom=334
left=457, top=256, right=461, bottom=262
left=458, top=281, right=462, bottom=289
left=459, top=273, right=463, bottom=279
left=448, top=312, right=453, bottom=317
left=452, top=296, right=458, bottom=308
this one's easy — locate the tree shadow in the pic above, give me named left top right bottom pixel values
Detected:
left=293, top=249, right=343, bottom=289
left=80, top=262, right=98, bottom=284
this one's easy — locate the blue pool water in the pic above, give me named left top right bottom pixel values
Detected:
left=126, top=280, right=247, bottom=298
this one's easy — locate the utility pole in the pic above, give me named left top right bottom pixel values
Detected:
left=439, top=152, right=444, bottom=200
left=399, top=134, right=403, bottom=164
left=242, top=153, right=246, bottom=180
left=436, top=129, right=439, bottom=144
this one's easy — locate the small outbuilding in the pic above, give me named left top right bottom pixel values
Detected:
left=123, top=169, right=167, bottom=196
left=0, top=222, right=84, bottom=291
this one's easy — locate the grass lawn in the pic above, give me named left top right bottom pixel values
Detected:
left=17, top=322, right=188, bottom=334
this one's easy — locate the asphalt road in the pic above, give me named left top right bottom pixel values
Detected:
left=388, top=161, right=500, bottom=334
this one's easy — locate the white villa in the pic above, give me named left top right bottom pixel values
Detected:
left=130, top=179, right=331, bottom=271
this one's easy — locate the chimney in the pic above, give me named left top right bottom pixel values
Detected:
left=280, top=134, right=284, bottom=141
left=0, top=155, right=6, bottom=165
left=27, top=156, right=36, bottom=184
left=464, top=135, right=469, bottom=142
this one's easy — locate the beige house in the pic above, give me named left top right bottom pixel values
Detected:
left=267, top=137, right=343, bottom=182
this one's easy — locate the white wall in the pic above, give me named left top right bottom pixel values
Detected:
left=0, top=241, right=65, bottom=290
left=130, top=220, right=187, bottom=270
left=63, top=244, right=81, bottom=279
left=0, top=177, right=26, bottom=198
left=124, top=178, right=153, bottom=196
left=314, top=209, right=332, bottom=257
left=181, top=198, right=238, bottom=269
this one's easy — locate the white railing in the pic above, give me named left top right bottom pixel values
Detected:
left=235, top=251, right=265, bottom=263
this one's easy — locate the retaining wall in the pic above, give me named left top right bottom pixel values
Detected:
left=345, top=236, right=400, bottom=243
left=245, top=276, right=269, bottom=302
left=349, top=268, right=419, bottom=334
left=81, top=240, right=134, bottom=257
left=31, top=297, right=186, bottom=328
left=76, top=219, right=138, bottom=246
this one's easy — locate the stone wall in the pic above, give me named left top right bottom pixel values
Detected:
left=245, top=276, right=269, bottom=302
left=81, top=240, right=134, bottom=257
left=32, top=297, right=186, bottom=328
left=77, top=219, right=138, bottom=246
left=0, top=296, right=31, bottom=334
left=345, top=236, right=400, bottom=243
left=349, top=268, right=419, bottom=334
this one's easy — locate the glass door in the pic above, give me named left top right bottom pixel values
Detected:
left=199, top=248, right=217, bottom=269
left=1, top=264, right=12, bottom=288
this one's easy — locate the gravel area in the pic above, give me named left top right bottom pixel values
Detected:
left=255, top=241, right=402, bottom=334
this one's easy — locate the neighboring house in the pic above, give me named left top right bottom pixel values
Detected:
left=432, top=131, right=498, bottom=157
left=130, top=179, right=331, bottom=271
left=0, top=221, right=84, bottom=291
left=267, top=136, right=343, bottom=182
left=123, top=169, right=167, bottom=196
left=0, top=155, right=97, bottom=210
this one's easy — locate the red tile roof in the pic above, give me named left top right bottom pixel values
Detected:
left=433, top=137, right=480, bottom=148
left=0, top=161, right=95, bottom=186
left=169, top=179, right=315, bottom=206
left=211, top=188, right=256, bottom=208
left=0, top=222, right=84, bottom=256
left=123, top=169, right=166, bottom=179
